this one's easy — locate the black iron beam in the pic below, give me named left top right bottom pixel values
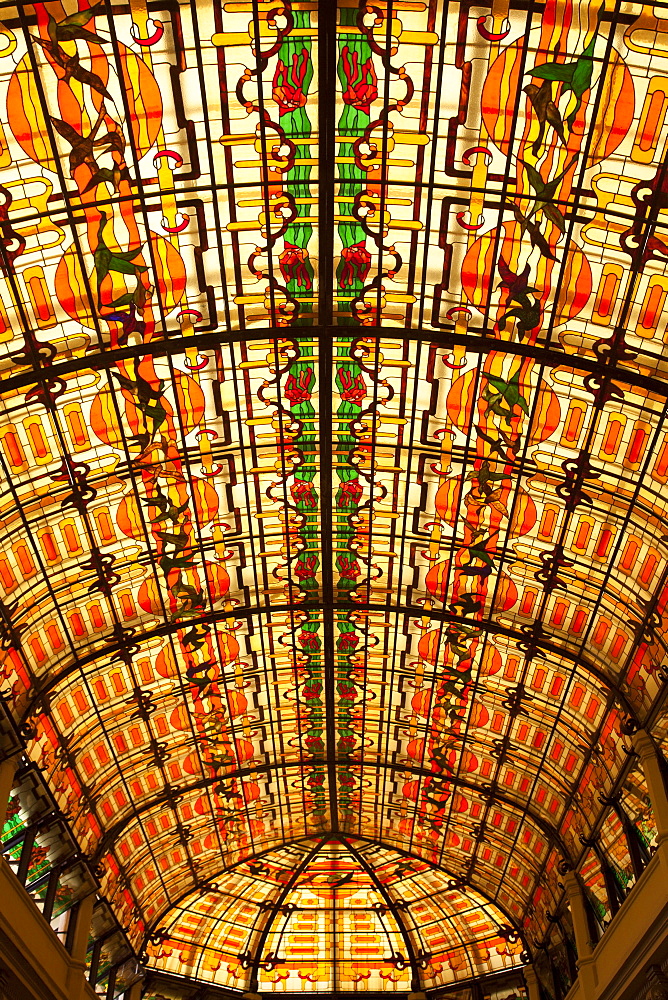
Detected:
left=318, top=0, right=339, bottom=834
left=137, top=834, right=318, bottom=962
left=247, top=839, right=324, bottom=994
left=340, top=833, right=424, bottom=993
left=348, top=833, right=533, bottom=961
left=2, top=327, right=668, bottom=399
left=91, top=761, right=572, bottom=867
left=15, top=601, right=638, bottom=726
left=137, top=831, right=528, bottom=960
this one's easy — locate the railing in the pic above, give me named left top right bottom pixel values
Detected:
left=531, top=743, right=667, bottom=1000
left=1, top=761, right=142, bottom=999
left=0, top=698, right=142, bottom=1000
left=2, top=762, right=96, bottom=945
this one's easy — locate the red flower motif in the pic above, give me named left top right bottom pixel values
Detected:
left=337, top=478, right=363, bottom=509
left=279, top=242, right=312, bottom=289
left=337, top=632, right=359, bottom=651
left=285, top=367, right=314, bottom=405
left=338, top=368, right=366, bottom=404
left=338, top=556, right=361, bottom=580
left=340, top=241, right=371, bottom=288
left=291, top=479, right=317, bottom=508
left=302, top=682, right=322, bottom=700
left=340, top=46, right=378, bottom=112
left=338, top=735, right=357, bottom=752
left=294, top=554, right=318, bottom=579
left=272, top=49, right=310, bottom=115
left=338, top=680, right=357, bottom=699
left=298, top=630, right=319, bottom=650
left=30, top=845, right=48, bottom=867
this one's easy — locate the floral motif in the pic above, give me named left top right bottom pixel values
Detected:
left=285, top=367, right=315, bottom=404
left=273, top=48, right=310, bottom=115
left=340, top=46, right=378, bottom=112
left=336, top=478, right=363, bottom=508
left=279, top=242, right=312, bottom=289
left=340, top=241, right=371, bottom=287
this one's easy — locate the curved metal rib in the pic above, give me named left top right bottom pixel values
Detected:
left=18, top=601, right=638, bottom=725
left=246, top=838, right=324, bottom=994
left=92, top=762, right=573, bottom=868
left=339, top=833, right=424, bottom=993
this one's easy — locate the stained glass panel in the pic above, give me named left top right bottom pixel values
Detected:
left=0, top=0, right=667, bottom=992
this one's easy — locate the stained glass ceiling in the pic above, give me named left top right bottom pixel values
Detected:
left=0, top=0, right=668, bottom=993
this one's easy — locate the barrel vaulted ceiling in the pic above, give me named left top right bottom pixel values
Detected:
left=0, top=0, right=667, bottom=993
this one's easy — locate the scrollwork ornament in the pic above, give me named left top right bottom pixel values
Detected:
left=91, top=861, right=105, bottom=881
left=391, top=951, right=408, bottom=971
left=417, top=948, right=432, bottom=969
left=497, top=924, right=521, bottom=944
left=18, top=720, right=36, bottom=741
left=259, top=951, right=281, bottom=972
left=447, top=875, right=468, bottom=890
left=620, top=715, right=639, bottom=736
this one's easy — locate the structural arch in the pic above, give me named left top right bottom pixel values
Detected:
left=142, top=836, right=526, bottom=994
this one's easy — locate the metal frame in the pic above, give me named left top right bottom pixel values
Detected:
left=5, top=326, right=668, bottom=399
left=92, top=764, right=573, bottom=867
left=2, top=0, right=668, bottom=993
left=137, top=830, right=531, bottom=972
left=16, top=602, right=639, bottom=725
left=340, top=834, right=425, bottom=993
left=246, top=839, right=324, bottom=994
left=142, top=961, right=527, bottom=1000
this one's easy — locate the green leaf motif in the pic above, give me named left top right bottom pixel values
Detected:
left=543, top=202, right=566, bottom=232
left=531, top=63, right=575, bottom=84
left=528, top=10, right=602, bottom=129
left=523, top=160, right=546, bottom=195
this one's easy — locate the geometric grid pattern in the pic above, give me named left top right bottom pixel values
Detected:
left=0, top=0, right=667, bottom=992
left=155, top=839, right=523, bottom=992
